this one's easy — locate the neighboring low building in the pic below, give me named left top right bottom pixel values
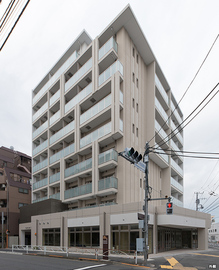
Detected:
left=208, top=223, right=219, bottom=243
left=20, top=5, right=211, bottom=253
left=0, top=146, right=31, bottom=247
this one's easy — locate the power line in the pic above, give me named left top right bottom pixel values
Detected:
left=149, top=34, right=219, bottom=145
left=153, top=82, right=219, bottom=150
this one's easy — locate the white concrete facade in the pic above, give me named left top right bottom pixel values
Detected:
left=20, top=5, right=211, bottom=253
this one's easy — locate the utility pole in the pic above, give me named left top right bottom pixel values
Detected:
left=195, top=192, right=204, bottom=211
left=143, top=142, right=149, bottom=264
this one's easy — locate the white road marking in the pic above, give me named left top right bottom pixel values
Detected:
left=74, top=264, right=107, bottom=270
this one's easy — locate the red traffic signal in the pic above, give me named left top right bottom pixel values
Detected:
left=166, top=202, right=173, bottom=214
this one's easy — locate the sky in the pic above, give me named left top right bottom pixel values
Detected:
left=0, top=0, right=219, bottom=222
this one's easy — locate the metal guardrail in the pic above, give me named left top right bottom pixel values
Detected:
left=11, top=245, right=141, bottom=264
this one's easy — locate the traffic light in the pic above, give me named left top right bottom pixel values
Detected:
left=166, top=202, right=173, bottom=214
left=124, top=147, right=142, bottom=164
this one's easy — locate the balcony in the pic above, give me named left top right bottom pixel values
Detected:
left=33, top=159, right=48, bottom=173
left=171, top=101, right=183, bottom=125
left=80, top=122, right=111, bottom=149
left=172, top=197, right=183, bottom=207
left=49, top=172, right=60, bottom=184
left=150, top=144, right=169, bottom=169
left=50, top=110, right=61, bottom=126
left=155, top=74, right=169, bottom=105
left=32, top=196, right=48, bottom=204
left=170, top=120, right=183, bottom=145
left=171, top=177, right=183, bottom=193
left=120, top=90, right=123, bottom=104
left=98, top=148, right=118, bottom=171
left=64, top=182, right=92, bottom=200
left=33, top=140, right=48, bottom=156
left=65, top=58, right=92, bottom=93
left=99, top=37, right=118, bottom=60
left=50, top=90, right=60, bottom=106
left=33, top=102, right=48, bottom=122
left=0, top=190, right=7, bottom=200
left=99, top=60, right=123, bottom=86
left=50, top=192, right=60, bottom=200
left=33, top=121, right=48, bottom=139
left=50, top=143, right=75, bottom=164
left=98, top=177, right=118, bottom=196
left=33, top=177, right=48, bottom=190
left=171, top=159, right=183, bottom=176
left=80, top=94, right=111, bottom=125
left=155, top=120, right=168, bottom=145
left=155, top=98, right=168, bottom=122
left=65, top=158, right=92, bottom=178
left=65, top=83, right=92, bottom=114
left=50, top=121, right=75, bottom=145
left=33, top=51, right=78, bottom=105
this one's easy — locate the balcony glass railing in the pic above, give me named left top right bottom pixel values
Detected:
left=32, top=196, right=48, bottom=204
left=98, top=177, right=118, bottom=191
left=50, top=90, right=60, bottom=106
left=50, top=121, right=74, bottom=145
left=80, top=94, right=111, bottom=124
left=33, top=140, right=48, bottom=156
left=64, top=182, right=92, bottom=200
left=33, top=51, right=78, bottom=104
left=171, top=159, right=183, bottom=176
left=33, top=121, right=48, bottom=139
left=65, top=83, right=92, bottom=113
left=99, top=60, right=123, bottom=86
left=172, top=197, right=183, bottom=207
left=171, top=101, right=183, bottom=125
left=171, top=139, right=182, bottom=153
left=171, top=177, right=183, bottom=193
left=33, top=177, right=48, bottom=190
left=155, top=98, right=168, bottom=122
left=80, top=122, right=111, bottom=149
left=99, top=37, right=118, bottom=60
left=155, top=144, right=169, bottom=163
left=155, top=74, right=169, bottom=105
left=50, top=192, right=60, bottom=200
left=170, top=120, right=183, bottom=144
left=50, top=143, right=75, bottom=164
left=98, top=148, right=118, bottom=165
left=155, top=121, right=168, bottom=142
left=33, top=102, right=48, bottom=122
left=65, top=58, right=92, bottom=92
left=65, top=158, right=92, bottom=178
left=49, top=172, right=60, bottom=184
left=50, top=110, right=60, bottom=126
left=33, top=159, right=48, bottom=173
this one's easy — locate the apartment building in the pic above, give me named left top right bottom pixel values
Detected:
left=20, top=5, right=210, bottom=253
left=0, top=146, right=31, bottom=247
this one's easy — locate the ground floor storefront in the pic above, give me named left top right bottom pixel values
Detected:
left=19, top=200, right=211, bottom=254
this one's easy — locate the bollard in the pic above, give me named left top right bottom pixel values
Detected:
left=44, top=246, right=46, bottom=255
left=66, top=247, right=68, bottom=257
left=26, top=246, right=28, bottom=254
left=135, top=251, right=137, bottom=265
left=95, top=249, right=98, bottom=260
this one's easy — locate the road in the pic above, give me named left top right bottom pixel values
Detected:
left=0, top=249, right=218, bottom=270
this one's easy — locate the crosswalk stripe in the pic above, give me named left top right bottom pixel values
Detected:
left=74, top=264, right=107, bottom=270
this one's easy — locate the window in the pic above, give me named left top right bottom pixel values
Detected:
left=133, top=47, right=135, bottom=57
left=136, top=128, right=138, bottom=137
left=136, top=103, right=138, bottom=113
left=136, top=78, right=138, bottom=88
left=18, top=188, right=29, bottom=194
left=18, top=203, right=28, bottom=208
left=132, top=98, right=135, bottom=108
left=69, top=226, right=99, bottom=247
left=132, top=73, right=135, bottom=83
left=43, top=228, right=60, bottom=246
left=132, top=124, right=135, bottom=133
left=136, top=54, right=139, bottom=63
